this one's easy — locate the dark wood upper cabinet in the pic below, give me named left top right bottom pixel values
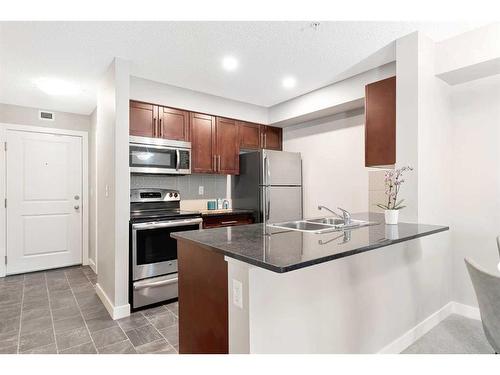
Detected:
left=238, top=121, right=261, bottom=150
left=191, top=113, right=216, bottom=173
left=130, top=101, right=157, bottom=138
left=365, top=76, right=396, bottom=167
left=158, top=106, right=190, bottom=141
left=262, top=126, right=282, bottom=151
left=216, top=117, right=240, bottom=175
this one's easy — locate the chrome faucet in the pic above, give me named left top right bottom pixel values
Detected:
left=318, top=205, right=352, bottom=225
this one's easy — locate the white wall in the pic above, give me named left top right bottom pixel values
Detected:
left=450, top=74, right=500, bottom=307
left=0, top=103, right=90, bottom=132
left=89, top=108, right=97, bottom=272
left=95, top=58, right=130, bottom=319
left=283, top=109, right=368, bottom=218
left=435, top=23, right=500, bottom=85
left=130, top=76, right=268, bottom=124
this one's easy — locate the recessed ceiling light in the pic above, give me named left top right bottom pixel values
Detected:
left=282, top=76, right=297, bottom=89
left=222, top=56, right=239, bottom=71
left=34, top=77, right=81, bottom=96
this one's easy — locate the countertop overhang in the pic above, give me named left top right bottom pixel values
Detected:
left=171, top=213, right=449, bottom=273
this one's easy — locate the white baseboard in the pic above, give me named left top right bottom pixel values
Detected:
left=379, top=301, right=481, bottom=354
left=378, top=302, right=454, bottom=354
left=95, top=283, right=130, bottom=320
left=88, top=259, right=97, bottom=274
left=452, top=301, right=480, bottom=320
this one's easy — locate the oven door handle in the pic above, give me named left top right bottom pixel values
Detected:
left=132, top=218, right=202, bottom=230
left=134, top=277, right=178, bottom=291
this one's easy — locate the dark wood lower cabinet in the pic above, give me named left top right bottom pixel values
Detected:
left=178, top=240, right=228, bottom=354
left=202, top=213, right=254, bottom=229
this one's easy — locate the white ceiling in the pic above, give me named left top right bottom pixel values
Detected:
left=0, top=21, right=485, bottom=115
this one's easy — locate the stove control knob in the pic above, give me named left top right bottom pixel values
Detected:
left=174, top=193, right=178, bottom=198
left=169, top=193, right=173, bottom=197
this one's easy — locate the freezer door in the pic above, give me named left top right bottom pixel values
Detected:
left=261, top=150, right=302, bottom=186
left=261, top=186, right=303, bottom=223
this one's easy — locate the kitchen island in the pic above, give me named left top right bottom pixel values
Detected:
left=172, top=213, right=449, bottom=354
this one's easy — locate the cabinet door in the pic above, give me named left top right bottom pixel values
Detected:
left=158, top=106, right=190, bottom=141
left=216, top=117, right=240, bottom=175
left=365, top=76, right=396, bottom=167
left=238, top=121, right=261, bottom=150
left=130, top=101, right=157, bottom=137
left=191, top=113, right=216, bottom=173
left=263, top=126, right=282, bottom=150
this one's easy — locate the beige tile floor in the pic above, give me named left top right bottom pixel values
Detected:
left=0, top=265, right=178, bottom=354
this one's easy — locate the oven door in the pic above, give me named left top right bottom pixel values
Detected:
left=131, top=217, right=202, bottom=281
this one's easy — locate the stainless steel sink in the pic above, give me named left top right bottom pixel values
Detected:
left=270, top=217, right=376, bottom=234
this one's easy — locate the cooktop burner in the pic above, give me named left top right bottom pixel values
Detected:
left=130, top=188, right=201, bottom=222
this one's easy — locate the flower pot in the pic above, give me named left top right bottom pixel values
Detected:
left=384, top=209, right=399, bottom=225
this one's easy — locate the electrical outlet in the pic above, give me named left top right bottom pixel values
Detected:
left=198, top=186, right=204, bottom=195
left=232, top=279, right=243, bottom=309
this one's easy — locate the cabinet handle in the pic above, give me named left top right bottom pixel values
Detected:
left=218, top=155, right=221, bottom=172
left=221, top=220, right=238, bottom=225
left=159, top=118, right=163, bottom=137
left=213, top=155, right=217, bottom=172
left=264, top=133, right=267, bottom=148
left=153, top=118, right=157, bottom=137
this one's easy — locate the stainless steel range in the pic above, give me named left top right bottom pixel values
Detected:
left=130, top=188, right=202, bottom=309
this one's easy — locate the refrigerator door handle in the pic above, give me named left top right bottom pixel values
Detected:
left=266, top=186, right=270, bottom=221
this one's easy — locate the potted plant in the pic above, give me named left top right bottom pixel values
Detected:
left=376, top=166, right=413, bottom=225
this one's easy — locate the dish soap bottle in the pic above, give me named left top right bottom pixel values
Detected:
left=217, top=198, right=223, bottom=210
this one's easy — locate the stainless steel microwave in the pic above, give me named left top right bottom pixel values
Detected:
left=129, top=136, right=191, bottom=175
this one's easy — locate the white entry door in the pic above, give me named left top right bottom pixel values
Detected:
left=6, top=129, right=83, bottom=274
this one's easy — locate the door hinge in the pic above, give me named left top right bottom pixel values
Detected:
left=4, top=142, right=6, bottom=151
left=4, top=198, right=6, bottom=208
left=4, top=256, right=6, bottom=265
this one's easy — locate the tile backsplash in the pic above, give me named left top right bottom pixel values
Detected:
left=131, top=173, right=228, bottom=200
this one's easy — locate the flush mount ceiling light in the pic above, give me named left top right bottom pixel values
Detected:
left=282, top=76, right=297, bottom=89
left=222, top=56, right=239, bottom=71
left=34, top=77, right=81, bottom=96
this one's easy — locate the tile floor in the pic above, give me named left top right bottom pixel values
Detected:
left=0, top=265, right=179, bottom=354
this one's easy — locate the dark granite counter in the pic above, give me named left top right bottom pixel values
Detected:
left=171, top=213, right=449, bottom=273
left=199, top=208, right=254, bottom=217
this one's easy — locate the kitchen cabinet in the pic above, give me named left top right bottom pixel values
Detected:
left=238, top=121, right=261, bottom=149
left=191, top=114, right=240, bottom=175
left=191, top=112, right=216, bottom=173
left=216, top=117, right=240, bottom=174
left=262, top=125, right=282, bottom=150
left=158, top=106, right=190, bottom=141
left=202, top=213, right=254, bottom=229
left=365, top=76, right=396, bottom=167
left=129, top=101, right=157, bottom=138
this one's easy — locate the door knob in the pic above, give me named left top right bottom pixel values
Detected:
left=74, top=205, right=80, bottom=210
left=74, top=195, right=80, bottom=200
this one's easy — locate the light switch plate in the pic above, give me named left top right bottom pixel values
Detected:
left=198, top=186, right=204, bottom=195
left=232, top=279, right=243, bottom=309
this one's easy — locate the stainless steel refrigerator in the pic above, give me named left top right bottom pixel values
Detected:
left=232, top=150, right=302, bottom=223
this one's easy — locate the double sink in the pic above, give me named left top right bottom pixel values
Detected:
left=270, top=217, right=375, bottom=234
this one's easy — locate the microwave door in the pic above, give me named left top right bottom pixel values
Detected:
left=130, top=145, right=177, bottom=174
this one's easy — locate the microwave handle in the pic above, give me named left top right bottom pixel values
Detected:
left=176, top=149, right=180, bottom=171
left=132, top=218, right=202, bottom=230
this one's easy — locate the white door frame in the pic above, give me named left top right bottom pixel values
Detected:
left=0, top=123, right=89, bottom=277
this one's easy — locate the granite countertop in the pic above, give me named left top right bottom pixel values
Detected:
left=171, top=213, right=449, bottom=273
left=199, top=208, right=255, bottom=217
